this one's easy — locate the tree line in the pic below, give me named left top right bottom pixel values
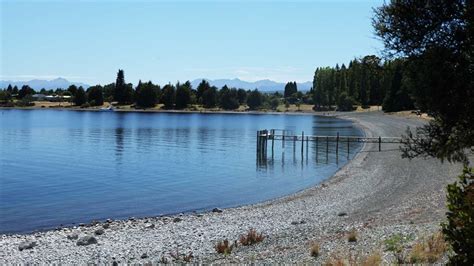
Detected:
left=312, top=55, right=414, bottom=112
left=1, top=69, right=315, bottom=111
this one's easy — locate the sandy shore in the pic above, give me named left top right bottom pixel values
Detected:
left=0, top=111, right=459, bottom=264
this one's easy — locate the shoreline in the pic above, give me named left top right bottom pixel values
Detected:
left=0, top=104, right=340, bottom=116
left=0, top=111, right=458, bottom=264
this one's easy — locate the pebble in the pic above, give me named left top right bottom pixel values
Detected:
left=173, top=218, right=182, bottom=223
left=76, top=236, right=97, bottom=246
left=212, top=208, right=223, bottom=213
left=144, top=223, right=155, bottom=229
left=18, top=241, right=36, bottom=251
left=67, top=233, right=79, bottom=240
left=94, top=229, right=105, bottom=235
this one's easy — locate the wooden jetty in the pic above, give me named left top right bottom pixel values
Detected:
left=256, top=129, right=402, bottom=160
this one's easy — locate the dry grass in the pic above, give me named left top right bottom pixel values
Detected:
left=215, top=239, right=234, bottom=255
left=310, top=242, right=320, bottom=257
left=239, top=228, right=265, bottom=246
left=323, top=257, right=346, bottom=266
left=347, top=229, right=358, bottom=242
left=361, top=251, right=382, bottom=266
left=409, top=232, right=447, bottom=263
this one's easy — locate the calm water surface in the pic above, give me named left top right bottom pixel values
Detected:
left=0, top=110, right=362, bottom=233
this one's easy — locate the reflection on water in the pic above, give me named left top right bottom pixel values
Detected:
left=0, top=110, right=362, bottom=233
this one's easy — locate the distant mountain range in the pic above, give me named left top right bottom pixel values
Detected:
left=0, top=78, right=312, bottom=92
left=190, top=78, right=312, bottom=92
left=0, top=78, right=90, bottom=90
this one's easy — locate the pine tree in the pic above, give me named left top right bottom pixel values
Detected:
left=114, top=69, right=127, bottom=104
left=74, top=87, right=87, bottom=106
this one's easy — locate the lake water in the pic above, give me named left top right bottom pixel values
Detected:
left=0, top=110, right=362, bottom=233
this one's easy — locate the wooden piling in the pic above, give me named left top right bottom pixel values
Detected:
left=293, top=135, right=296, bottom=153
left=379, top=136, right=381, bottom=151
left=301, top=131, right=304, bottom=155
left=271, top=129, right=274, bottom=155
left=316, top=136, right=319, bottom=161
left=347, top=137, right=350, bottom=155
left=336, top=132, right=339, bottom=156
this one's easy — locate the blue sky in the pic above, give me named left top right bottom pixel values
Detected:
left=1, top=0, right=384, bottom=85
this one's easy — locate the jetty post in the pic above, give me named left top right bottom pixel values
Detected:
left=347, top=137, right=350, bottom=157
left=301, top=131, right=304, bottom=156
left=316, top=136, right=319, bottom=162
left=336, top=132, right=339, bottom=157
left=379, top=136, right=382, bottom=151
left=293, top=135, right=296, bottom=154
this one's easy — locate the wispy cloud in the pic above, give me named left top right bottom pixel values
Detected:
left=184, top=66, right=309, bottom=82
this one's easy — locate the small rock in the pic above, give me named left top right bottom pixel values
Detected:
left=337, top=212, right=347, bottom=217
left=173, top=217, right=182, bottom=223
left=18, top=241, right=36, bottom=251
left=106, top=219, right=113, bottom=223
left=102, top=223, right=110, bottom=229
left=300, top=219, right=306, bottom=224
left=291, top=221, right=300, bottom=225
left=144, top=223, right=155, bottom=229
left=196, top=214, right=203, bottom=218
left=212, top=208, right=223, bottom=213
left=141, top=253, right=148, bottom=259
left=76, top=236, right=97, bottom=246
left=67, top=233, right=79, bottom=240
left=95, top=229, right=105, bottom=235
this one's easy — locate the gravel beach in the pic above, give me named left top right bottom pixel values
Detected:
left=0, top=111, right=461, bottom=264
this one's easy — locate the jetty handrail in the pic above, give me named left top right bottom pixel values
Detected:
left=256, top=129, right=403, bottom=159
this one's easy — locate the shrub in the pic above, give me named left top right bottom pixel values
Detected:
left=443, top=166, right=474, bottom=264
left=337, top=92, right=357, bottom=111
left=215, top=239, right=234, bottom=255
left=239, top=229, right=265, bottom=246
left=347, top=229, right=358, bottom=242
left=361, top=251, right=382, bottom=266
left=310, top=242, right=320, bottom=257
left=384, top=233, right=414, bottom=253
left=409, top=232, right=447, bottom=263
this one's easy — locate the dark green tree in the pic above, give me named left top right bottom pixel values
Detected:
left=246, top=89, right=263, bottom=110
left=87, top=85, right=104, bottom=106
left=103, top=83, right=115, bottom=102
left=160, top=83, right=176, bottom=109
left=175, top=81, right=192, bottom=109
left=237, top=88, right=247, bottom=105
left=284, top=82, right=298, bottom=98
left=219, top=85, right=239, bottom=110
left=201, top=86, right=218, bottom=108
left=67, top=85, right=78, bottom=96
left=18, top=85, right=35, bottom=99
left=374, top=1, right=474, bottom=263
left=443, top=166, right=474, bottom=264
left=74, top=87, right=87, bottom=106
left=114, top=69, right=130, bottom=104
left=336, top=92, right=356, bottom=111
left=196, top=80, right=210, bottom=103
left=374, top=0, right=473, bottom=164
left=136, top=81, right=157, bottom=108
